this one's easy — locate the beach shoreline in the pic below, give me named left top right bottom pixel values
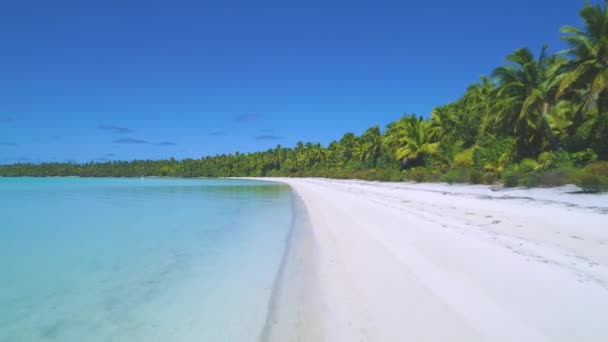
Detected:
left=260, top=185, right=324, bottom=342
left=258, top=177, right=608, bottom=341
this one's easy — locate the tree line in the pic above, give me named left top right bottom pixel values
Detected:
left=2, top=2, right=608, bottom=191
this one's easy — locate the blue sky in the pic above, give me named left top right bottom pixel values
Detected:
left=0, top=0, right=595, bottom=164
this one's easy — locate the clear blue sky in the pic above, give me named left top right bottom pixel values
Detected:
left=0, top=0, right=595, bottom=164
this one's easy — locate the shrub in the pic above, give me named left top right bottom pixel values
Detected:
left=589, top=112, right=608, bottom=160
left=441, top=167, right=471, bottom=184
left=375, top=154, right=402, bottom=170
left=575, top=173, right=606, bottom=193
left=403, top=167, right=423, bottom=182
left=551, top=149, right=574, bottom=168
left=573, top=161, right=608, bottom=193
left=565, top=117, right=595, bottom=152
left=537, top=149, right=574, bottom=171
left=502, top=167, right=523, bottom=187
left=453, top=148, right=475, bottom=168
left=350, top=168, right=404, bottom=181
left=469, top=169, right=483, bottom=184
left=380, top=168, right=405, bottom=182
left=537, top=151, right=554, bottom=166
left=567, top=112, right=608, bottom=160
left=404, top=167, right=440, bottom=182
left=482, top=172, right=499, bottom=184
left=519, top=158, right=539, bottom=172
left=423, top=155, right=446, bottom=171
left=524, top=168, right=572, bottom=188
left=474, top=136, right=516, bottom=174
left=570, top=149, right=598, bottom=167
left=426, top=170, right=443, bottom=182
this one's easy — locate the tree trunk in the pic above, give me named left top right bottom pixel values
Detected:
left=542, top=102, right=560, bottom=151
left=598, top=89, right=608, bottom=115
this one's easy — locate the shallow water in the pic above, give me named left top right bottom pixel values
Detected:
left=0, top=178, right=293, bottom=341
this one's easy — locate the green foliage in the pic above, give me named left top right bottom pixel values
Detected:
left=403, top=167, right=440, bottom=183
left=452, top=147, right=475, bottom=168
left=573, top=162, right=608, bottom=193
left=570, top=149, right=598, bottom=166
left=537, top=150, right=576, bottom=170
left=1, top=2, right=607, bottom=190
left=565, top=117, right=595, bottom=151
left=439, top=167, right=484, bottom=185
left=523, top=168, right=573, bottom=188
left=549, top=150, right=574, bottom=169
left=502, top=167, right=523, bottom=188
left=347, top=168, right=404, bottom=182
left=481, top=172, right=499, bottom=184
left=491, top=46, right=565, bottom=155
left=473, top=137, right=516, bottom=174
left=441, top=167, right=472, bottom=184
left=519, top=158, right=539, bottom=173
left=537, top=151, right=554, bottom=167
left=588, top=112, right=608, bottom=160
left=392, top=115, right=439, bottom=165
left=469, top=169, right=483, bottom=184
left=565, top=112, right=608, bottom=160
left=560, top=2, right=608, bottom=116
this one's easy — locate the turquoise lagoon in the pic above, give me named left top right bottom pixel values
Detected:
left=0, top=178, right=294, bottom=341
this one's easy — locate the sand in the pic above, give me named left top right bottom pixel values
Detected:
left=260, top=178, right=608, bottom=342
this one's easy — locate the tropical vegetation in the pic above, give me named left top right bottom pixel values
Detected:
left=2, top=2, right=608, bottom=191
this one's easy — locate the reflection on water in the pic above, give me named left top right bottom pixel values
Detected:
left=0, top=178, right=293, bottom=341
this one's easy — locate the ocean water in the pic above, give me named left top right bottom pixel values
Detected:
left=0, top=178, right=294, bottom=341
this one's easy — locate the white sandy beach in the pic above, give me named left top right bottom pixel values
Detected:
left=261, top=178, right=608, bottom=342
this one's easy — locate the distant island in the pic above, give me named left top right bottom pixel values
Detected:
left=2, top=2, right=607, bottom=192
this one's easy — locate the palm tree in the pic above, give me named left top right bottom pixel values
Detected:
left=305, top=143, right=326, bottom=166
left=492, top=46, right=566, bottom=155
left=463, top=76, right=496, bottom=136
left=337, top=133, right=358, bottom=162
left=326, top=140, right=342, bottom=168
left=356, top=126, right=382, bottom=165
left=393, top=115, right=439, bottom=166
left=429, top=105, right=460, bottom=142
left=559, top=1, right=608, bottom=117
left=546, top=100, right=577, bottom=140
left=383, top=115, right=410, bottom=155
